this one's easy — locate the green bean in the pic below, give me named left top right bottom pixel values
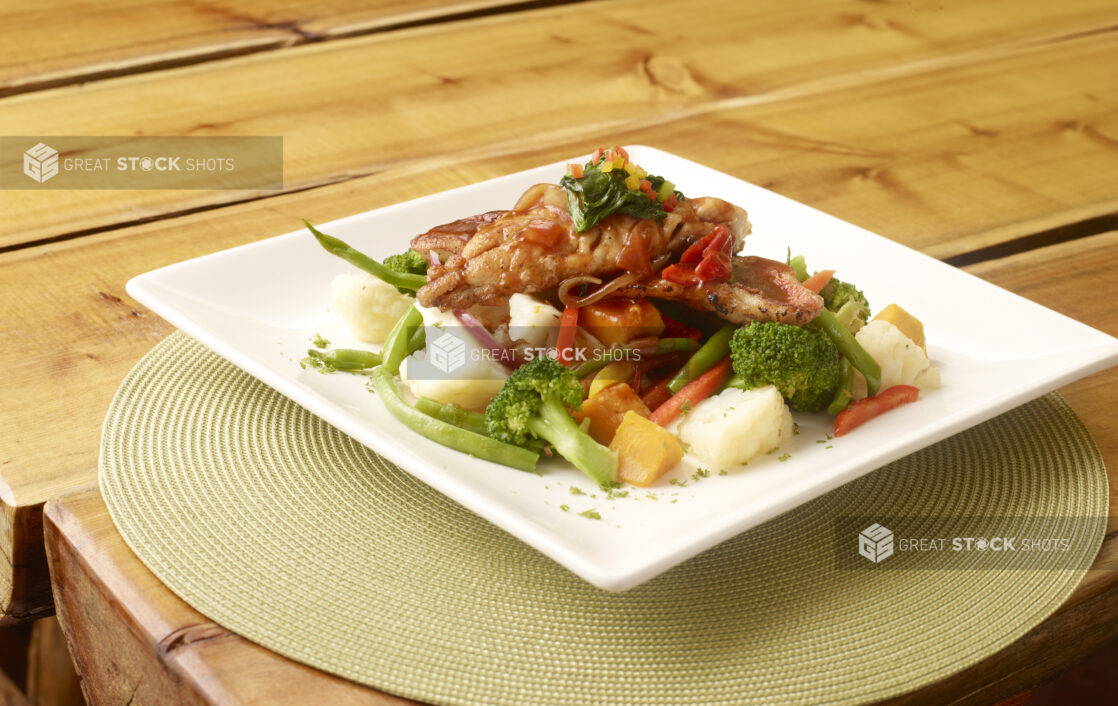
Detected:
left=304, top=220, right=427, bottom=292
left=667, top=324, right=736, bottom=394
left=304, top=348, right=382, bottom=372
left=369, top=368, right=538, bottom=472
left=646, top=337, right=703, bottom=356
left=570, top=337, right=701, bottom=380
left=812, top=309, right=881, bottom=397
left=828, top=358, right=855, bottom=416
left=407, top=325, right=426, bottom=355
left=414, top=397, right=488, bottom=435
left=381, top=305, right=423, bottom=375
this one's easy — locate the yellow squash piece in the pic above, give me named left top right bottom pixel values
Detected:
left=873, top=303, right=926, bottom=352
left=609, top=411, right=683, bottom=487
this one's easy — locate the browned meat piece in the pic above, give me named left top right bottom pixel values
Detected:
left=615, top=256, right=824, bottom=325
left=413, top=184, right=749, bottom=311
left=410, top=210, right=506, bottom=258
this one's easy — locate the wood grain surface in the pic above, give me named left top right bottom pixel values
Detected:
left=3, top=0, right=1117, bottom=251
left=42, top=231, right=1118, bottom=704
left=4, top=112, right=1118, bottom=618
left=0, top=0, right=550, bottom=96
left=45, top=491, right=412, bottom=706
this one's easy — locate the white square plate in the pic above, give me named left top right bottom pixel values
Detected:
left=128, top=146, right=1118, bottom=591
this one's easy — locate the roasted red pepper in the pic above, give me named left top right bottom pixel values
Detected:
left=661, top=263, right=701, bottom=286
left=834, top=385, right=920, bottom=437
left=660, top=314, right=702, bottom=340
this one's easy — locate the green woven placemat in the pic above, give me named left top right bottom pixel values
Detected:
left=100, top=333, right=1108, bottom=705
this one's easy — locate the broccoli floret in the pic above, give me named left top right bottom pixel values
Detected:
left=820, top=278, right=871, bottom=333
left=485, top=357, right=618, bottom=486
left=729, top=322, right=841, bottom=412
left=383, top=249, right=429, bottom=295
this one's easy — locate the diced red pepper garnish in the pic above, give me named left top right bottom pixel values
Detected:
left=834, top=385, right=920, bottom=437
left=663, top=194, right=678, bottom=212
left=591, top=148, right=603, bottom=164
left=556, top=305, right=580, bottom=366
left=661, top=314, right=702, bottom=340
left=661, top=263, right=701, bottom=286
left=567, top=163, right=584, bottom=179
left=614, top=146, right=629, bottom=162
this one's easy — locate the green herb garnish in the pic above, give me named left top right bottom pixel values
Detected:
left=560, top=154, right=683, bottom=232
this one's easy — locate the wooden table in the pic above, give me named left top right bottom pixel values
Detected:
left=2, top=0, right=1116, bottom=702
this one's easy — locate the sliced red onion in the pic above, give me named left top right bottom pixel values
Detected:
left=453, top=309, right=518, bottom=369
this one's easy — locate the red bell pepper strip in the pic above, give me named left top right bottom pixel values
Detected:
left=556, top=305, right=579, bottom=366
left=661, top=262, right=701, bottom=286
left=649, top=356, right=733, bottom=426
left=834, top=385, right=920, bottom=437
left=660, top=314, right=702, bottom=341
left=695, top=250, right=732, bottom=280
left=681, top=232, right=716, bottom=263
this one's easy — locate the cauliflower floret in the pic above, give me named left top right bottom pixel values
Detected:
left=331, top=273, right=413, bottom=344
left=853, top=319, right=940, bottom=398
left=399, top=304, right=508, bottom=410
left=676, top=386, right=794, bottom=469
left=508, top=293, right=561, bottom=349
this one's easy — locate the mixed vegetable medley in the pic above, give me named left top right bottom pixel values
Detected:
left=303, top=147, right=940, bottom=489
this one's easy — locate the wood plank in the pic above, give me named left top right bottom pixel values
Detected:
left=0, top=0, right=549, bottom=95
left=26, top=617, right=84, bottom=706
left=3, top=0, right=1118, bottom=252
left=0, top=666, right=31, bottom=706
left=44, top=490, right=413, bottom=705
left=40, top=233, right=1118, bottom=704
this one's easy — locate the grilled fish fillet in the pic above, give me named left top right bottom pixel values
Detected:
left=616, top=256, right=824, bottom=325
left=412, top=184, right=749, bottom=311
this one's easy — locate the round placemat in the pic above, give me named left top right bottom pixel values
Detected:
left=100, top=333, right=1108, bottom=705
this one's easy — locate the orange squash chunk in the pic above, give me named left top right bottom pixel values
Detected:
left=578, top=300, right=665, bottom=347
left=573, top=383, right=650, bottom=445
